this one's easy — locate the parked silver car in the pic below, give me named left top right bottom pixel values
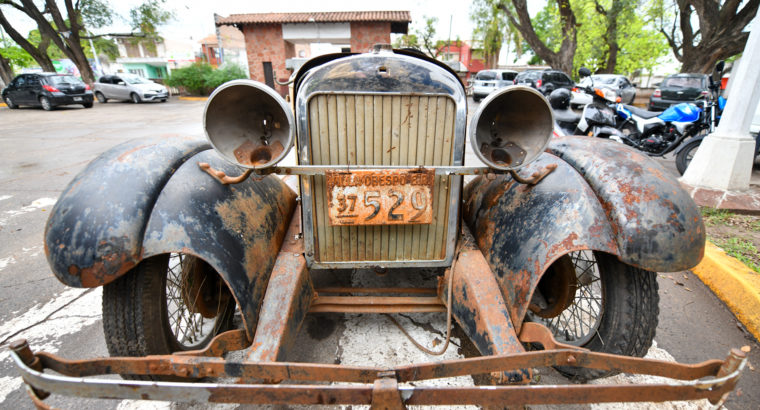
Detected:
left=93, top=74, right=169, bottom=103
left=471, top=69, right=517, bottom=102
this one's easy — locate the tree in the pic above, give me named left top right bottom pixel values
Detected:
left=471, top=0, right=516, bottom=68
left=417, top=16, right=443, bottom=58
left=655, top=0, right=759, bottom=73
left=0, top=8, right=55, bottom=71
left=497, top=0, right=578, bottom=73
left=571, top=0, right=668, bottom=75
left=0, top=0, right=172, bottom=83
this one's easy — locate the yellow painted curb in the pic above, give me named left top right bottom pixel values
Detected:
left=178, top=96, right=208, bottom=101
left=692, top=241, right=760, bottom=341
left=0, top=102, right=7, bottom=107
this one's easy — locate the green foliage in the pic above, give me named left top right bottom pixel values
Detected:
left=392, top=33, right=420, bottom=49
left=515, top=0, right=668, bottom=77
left=0, top=44, right=34, bottom=69
left=471, top=0, right=518, bottom=66
left=165, top=63, right=246, bottom=95
left=130, top=0, right=173, bottom=40
left=417, top=16, right=441, bottom=58
left=80, top=0, right=114, bottom=28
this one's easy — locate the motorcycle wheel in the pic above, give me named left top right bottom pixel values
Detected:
left=676, top=139, right=702, bottom=175
left=528, top=250, right=658, bottom=381
left=103, top=253, right=235, bottom=380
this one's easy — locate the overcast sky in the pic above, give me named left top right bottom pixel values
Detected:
left=4, top=0, right=521, bottom=44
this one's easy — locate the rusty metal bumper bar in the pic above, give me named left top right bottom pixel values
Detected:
left=11, top=339, right=745, bottom=408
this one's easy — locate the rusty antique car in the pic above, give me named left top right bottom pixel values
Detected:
left=12, top=46, right=745, bottom=408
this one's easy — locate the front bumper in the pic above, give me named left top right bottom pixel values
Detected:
left=10, top=334, right=746, bottom=408
left=141, top=91, right=169, bottom=101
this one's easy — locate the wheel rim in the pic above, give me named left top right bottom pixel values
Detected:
left=5, top=97, right=12, bottom=106
left=529, top=250, right=604, bottom=346
left=96, top=93, right=104, bottom=102
left=132, top=94, right=139, bottom=103
left=164, top=253, right=225, bottom=349
left=41, top=97, right=50, bottom=110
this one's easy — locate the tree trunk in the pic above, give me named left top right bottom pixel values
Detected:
left=663, top=0, right=760, bottom=73
left=0, top=51, right=14, bottom=85
left=0, top=9, right=56, bottom=72
left=500, top=0, right=577, bottom=74
left=597, top=0, right=627, bottom=74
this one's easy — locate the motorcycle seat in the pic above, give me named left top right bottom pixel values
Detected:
left=624, top=104, right=661, bottom=119
left=553, top=108, right=581, bottom=125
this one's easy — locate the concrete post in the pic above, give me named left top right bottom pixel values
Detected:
left=680, top=14, right=760, bottom=191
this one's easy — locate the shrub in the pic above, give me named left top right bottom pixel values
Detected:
left=165, top=62, right=247, bottom=95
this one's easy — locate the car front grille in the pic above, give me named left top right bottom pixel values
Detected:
left=304, top=93, right=456, bottom=264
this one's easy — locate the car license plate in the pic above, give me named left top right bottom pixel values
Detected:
left=326, top=169, right=435, bottom=226
left=73, top=97, right=82, bottom=101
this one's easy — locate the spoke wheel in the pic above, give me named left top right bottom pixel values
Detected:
left=103, top=253, right=234, bottom=380
left=528, top=251, right=659, bottom=380
left=532, top=250, right=603, bottom=346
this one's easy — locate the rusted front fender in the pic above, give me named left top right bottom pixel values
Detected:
left=463, top=136, right=704, bottom=327
left=45, top=137, right=297, bottom=338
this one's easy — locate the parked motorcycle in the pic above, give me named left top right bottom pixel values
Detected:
left=551, top=67, right=624, bottom=140
left=614, top=101, right=703, bottom=158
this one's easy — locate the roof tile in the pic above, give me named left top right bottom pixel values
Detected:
left=217, top=11, right=411, bottom=25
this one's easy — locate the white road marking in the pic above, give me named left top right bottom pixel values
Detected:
left=0, top=256, right=14, bottom=273
left=0, top=197, right=57, bottom=226
left=0, top=195, right=12, bottom=202
left=0, top=287, right=101, bottom=404
left=0, top=376, right=24, bottom=405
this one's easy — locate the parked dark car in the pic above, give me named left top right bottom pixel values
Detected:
left=649, top=73, right=709, bottom=110
left=2, top=73, right=93, bottom=110
left=514, top=69, right=574, bottom=95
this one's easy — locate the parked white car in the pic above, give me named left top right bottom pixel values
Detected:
left=93, top=74, right=169, bottom=103
left=471, top=69, right=518, bottom=102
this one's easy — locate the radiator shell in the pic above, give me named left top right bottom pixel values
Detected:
left=294, top=52, right=467, bottom=268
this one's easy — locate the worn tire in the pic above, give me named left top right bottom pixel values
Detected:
left=676, top=139, right=702, bottom=175
left=102, top=254, right=234, bottom=380
left=83, top=102, right=93, bottom=108
left=95, top=92, right=107, bottom=103
left=531, top=251, right=659, bottom=381
left=130, top=92, right=141, bottom=104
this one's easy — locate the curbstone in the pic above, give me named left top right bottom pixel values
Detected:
left=178, top=96, right=208, bottom=101
left=691, top=241, right=760, bottom=341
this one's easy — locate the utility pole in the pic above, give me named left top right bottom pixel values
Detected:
left=446, top=15, right=452, bottom=61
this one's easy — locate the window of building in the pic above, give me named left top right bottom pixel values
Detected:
left=128, top=68, right=147, bottom=78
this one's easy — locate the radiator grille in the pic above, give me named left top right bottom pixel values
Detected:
left=305, top=93, right=456, bottom=263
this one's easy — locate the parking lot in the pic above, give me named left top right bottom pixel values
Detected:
left=1, top=98, right=758, bottom=409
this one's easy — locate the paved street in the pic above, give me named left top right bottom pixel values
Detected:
left=0, top=98, right=758, bottom=409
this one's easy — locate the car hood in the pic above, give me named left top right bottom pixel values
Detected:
left=132, top=83, right=165, bottom=92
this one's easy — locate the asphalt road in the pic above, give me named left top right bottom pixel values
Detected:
left=0, top=98, right=757, bottom=409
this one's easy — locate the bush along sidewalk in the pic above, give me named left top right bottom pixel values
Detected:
left=165, top=63, right=247, bottom=96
